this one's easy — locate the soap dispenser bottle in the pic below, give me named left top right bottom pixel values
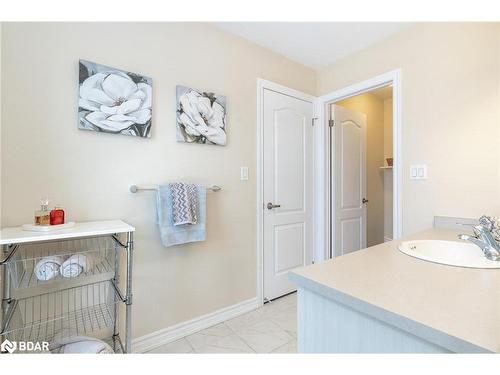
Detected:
left=34, top=198, right=51, bottom=226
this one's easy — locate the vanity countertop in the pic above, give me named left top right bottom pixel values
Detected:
left=289, top=228, right=500, bottom=353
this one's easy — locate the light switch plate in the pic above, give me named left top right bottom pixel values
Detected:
left=410, top=164, right=427, bottom=180
left=240, top=167, right=249, bottom=181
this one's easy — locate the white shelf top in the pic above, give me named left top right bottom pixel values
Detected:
left=0, top=220, right=135, bottom=245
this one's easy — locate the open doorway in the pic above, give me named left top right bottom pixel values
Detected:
left=330, top=84, right=394, bottom=256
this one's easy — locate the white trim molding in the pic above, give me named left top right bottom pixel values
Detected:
left=256, top=78, right=316, bottom=306
left=132, top=297, right=259, bottom=353
left=315, top=69, right=403, bottom=261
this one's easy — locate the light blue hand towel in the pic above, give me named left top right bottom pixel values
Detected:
left=157, top=185, right=206, bottom=247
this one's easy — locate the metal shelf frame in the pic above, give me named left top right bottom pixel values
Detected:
left=0, top=224, right=134, bottom=354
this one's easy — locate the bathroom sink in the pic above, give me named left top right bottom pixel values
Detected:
left=398, top=240, right=500, bottom=269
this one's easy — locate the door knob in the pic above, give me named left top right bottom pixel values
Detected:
left=267, top=202, right=281, bottom=210
left=362, top=198, right=369, bottom=204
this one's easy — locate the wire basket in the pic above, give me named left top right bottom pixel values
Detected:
left=3, top=280, right=118, bottom=345
left=6, top=236, right=117, bottom=290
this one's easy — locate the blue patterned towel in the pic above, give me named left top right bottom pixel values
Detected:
left=156, top=185, right=206, bottom=247
left=169, top=182, right=198, bottom=225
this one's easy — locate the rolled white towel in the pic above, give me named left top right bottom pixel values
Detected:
left=60, top=253, right=95, bottom=278
left=50, top=336, right=114, bottom=354
left=35, top=256, right=66, bottom=281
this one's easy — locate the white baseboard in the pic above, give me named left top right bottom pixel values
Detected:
left=132, top=297, right=259, bottom=353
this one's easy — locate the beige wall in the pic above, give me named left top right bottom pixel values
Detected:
left=0, top=22, right=316, bottom=339
left=383, top=99, right=393, bottom=161
left=318, top=23, right=500, bottom=235
left=337, top=93, right=385, bottom=247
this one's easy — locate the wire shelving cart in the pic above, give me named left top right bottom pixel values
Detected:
left=0, top=220, right=134, bottom=353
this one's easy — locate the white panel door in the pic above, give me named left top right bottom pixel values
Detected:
left=263, top=89, right=313, bottom=301
left=331, top=104, right=367, bottom=257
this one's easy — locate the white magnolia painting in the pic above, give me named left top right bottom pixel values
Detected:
left=176, top=85, right=227, bottom=146
left=78, top=60, right=152, bottom=138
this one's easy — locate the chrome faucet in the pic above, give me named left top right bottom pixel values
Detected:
left=458, top=216, right=500, bottom=261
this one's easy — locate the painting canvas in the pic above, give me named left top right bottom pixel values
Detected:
left=176, top=85, right=227, bottom=146
left=78, top=60, right=152, bottom=138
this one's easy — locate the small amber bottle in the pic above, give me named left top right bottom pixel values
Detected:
left=50, top=207, right=65, bottom=225
left=34, top=198, right=51, bottom=226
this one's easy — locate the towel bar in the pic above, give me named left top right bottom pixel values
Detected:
left=129, top=184, right=222, bottom=193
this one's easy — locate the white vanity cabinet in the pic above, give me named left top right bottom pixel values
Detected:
left=290, top=229, right=498, bottom=353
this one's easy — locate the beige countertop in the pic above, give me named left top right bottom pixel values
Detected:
left=290, top=229, right=500, bottom=353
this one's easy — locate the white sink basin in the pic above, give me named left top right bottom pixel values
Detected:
left=398, top=240, right=500, bottom=269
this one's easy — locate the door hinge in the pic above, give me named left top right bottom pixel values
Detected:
left=312, top=117, right=318, bottom=126
left=328, top=119, right=334, bottom=127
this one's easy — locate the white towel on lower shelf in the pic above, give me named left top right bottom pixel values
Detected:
left=50, top=336, right=114, bottom=354
left=34, top=256, right=66, bottom=281
left=60, top=253, right=96, bottom=278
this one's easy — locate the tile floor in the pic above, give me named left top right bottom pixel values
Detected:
left=147, top=292, right=297, bottom=354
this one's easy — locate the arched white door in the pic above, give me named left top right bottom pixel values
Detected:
left=263, top=89, right=314, bottom=301
left=331, top=104, right=367, bottom=256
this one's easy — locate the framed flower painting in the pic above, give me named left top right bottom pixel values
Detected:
left=176, top=85, right=227, bottom=146
left=78, top=60, right=152, bottom=138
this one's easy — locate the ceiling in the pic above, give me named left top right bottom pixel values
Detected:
left=214, top=22, right=413, bottom=69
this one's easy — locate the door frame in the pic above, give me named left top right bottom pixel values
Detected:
left=315, top=69, right=402, bottom=261
left=256, top=78, right=316, bottom=306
